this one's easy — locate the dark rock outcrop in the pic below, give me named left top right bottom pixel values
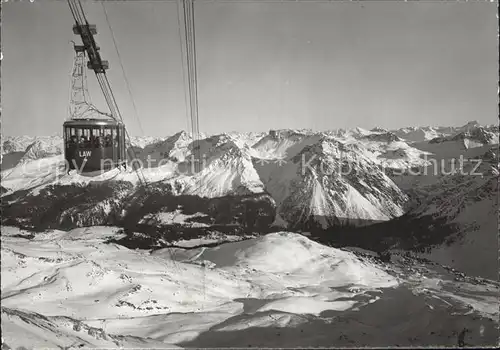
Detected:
left=1, top=181, right=276, bottom=244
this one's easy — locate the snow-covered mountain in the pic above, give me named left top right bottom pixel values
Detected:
left=2, top=135, right=45, bottom=154
left=1, top=121, right=499, bottom=348
left=251, top=129, right=318, bottom=159
left=345, top=142, right=498, bottom=280
left=2, top=128, right=413, bottom=231
left=397, top=145, right=498, bottom=279
left=1, top=226, right=498, bottom=348
left=389, top=121, right=497, bottom=144
left=392, top=126, right=445, bottom=142
left=1, top=136, right=64, bottom=171
left=255, top=136, right=407, bottom=229
left=1, top=121, right=498, bottom=277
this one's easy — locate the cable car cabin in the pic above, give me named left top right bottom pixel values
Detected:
left=63, top=119, right=127, bottom=173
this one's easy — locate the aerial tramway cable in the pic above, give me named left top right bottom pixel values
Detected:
left=99, top=4, right=149, bottom=186
left=98, top=2, right=186, bottom=275
left=180, top=0, right=202, bottom=173
left=176, top=0, right=193, bottom=139
left=101, top=2, right=145, bottom=136
left=68, top=0, right=202, bottom=187
left=68, top=0, right=148, bottom=187
left=179, top=0, right=206, bottom=306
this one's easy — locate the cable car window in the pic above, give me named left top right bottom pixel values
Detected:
left=88, top=128, right=99, bottom=148
left=101, top=128, right=106, bottom=147
left=79, top=130, right=86, bottom=146
left=66, top=128, right=78, bottom=146
left=93, top=128, right=103, bottom=148
left=103, top=129, right=112, bottom=147
left=87, top=129, right=92, bottom=146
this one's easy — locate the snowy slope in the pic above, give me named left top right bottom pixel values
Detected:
left=392, top=126, right=444, bottom=143
left=403, top=146, right=498, bottom=279
left=128, top=135, right=167, bottom=149
left=362, top=144, right=499, bottom=279
left=390, top=121, right=497, bottom=144
left=417, top=176, right=497, bottom=279
left=1, top=156, right=67, bottom=195
left=1, top=136, right=63, bottom=172
left=255, top=137, right=407, bottom=229
left=389, top=143, right=498, bottom=192
left=327, top=128, right=433, bottom=170
left=251, top=129, right=320, bottom=159
left=410, top=126, right=497, bottom=161
left=178, top=134, right=265, bottom=197
left=2, top=136, right=49, bottom=155
left=132, top=131, right=193, bottom=163
left=2, top=122, right=500, bottom=347
left=21, top=137, right=64, bottom=162
left=2, top=226, right=398, bottom=347
left=2, top=226, right=498, bottom=348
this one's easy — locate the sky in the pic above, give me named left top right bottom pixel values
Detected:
left=2, top=0, right=498, bottom=137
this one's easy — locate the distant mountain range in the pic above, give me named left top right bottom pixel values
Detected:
left=1, top=121, right=498, bottom=278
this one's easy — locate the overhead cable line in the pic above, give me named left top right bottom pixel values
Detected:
left=176, top=0, right=193, bottom=137
left=181, top=0, right=202, bottom=173
left=68, top=0, right=148, bottom=187
left=101, top=2, right=145, bottom=136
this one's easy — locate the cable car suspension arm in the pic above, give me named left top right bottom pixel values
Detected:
left=67, top=0, right=148, bottom=187
left=67, top=0, right=122, bottom=124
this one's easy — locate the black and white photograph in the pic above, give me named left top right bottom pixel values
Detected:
left=1, top=0, right=498, bottom=348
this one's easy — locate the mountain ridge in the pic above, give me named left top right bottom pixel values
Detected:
left=1, top=121, right=498, bottom=278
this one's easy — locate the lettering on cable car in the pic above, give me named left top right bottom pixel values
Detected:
left=79, top=150, right=92, bottom=157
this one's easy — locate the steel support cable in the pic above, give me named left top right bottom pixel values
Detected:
left=91, top=3, right=176, bottom=266
left=181, top=0, right=205, bottom=306
left=101, top=2, right=145, bottom=136
left=185, top=0, right=198, bottom=135
left=188, top=1, right=199, bottom=141
left=183, top=0, right=197, bottom=170
left=95, top=73, right=117, bottom=121
left=182, top=0, right=194, bottom=134
left=98, top=73, right=149, bottom=186
left=190, top=0, right=205, bottom=304
left=70, top=0, right=87, bottom=28
left=189, top=0, right=201, bottom=171
left=95, top=72, right=148, bottom=186
left=66, top=0, right=148, bottom=187
left=90, top=52, right=143, bottom=180
left=191, top=3, right=201, bottom=140
left=192, top=6, right=201, bottom=172
left=76, top=0, right=90, bottom=24
left=68, top=0, right=83, bottom=25
left=175, top=0, right=193, bottom=137
left=182, top=0, right=201, bottom=173
left=100, top=74, right=122, bottom=121
left=69, top=0, right=113, bottom=121
left=182, top=1, right=192, bottom=117
left=103, top=76, right=149, bottom=187
left=181, top=1, right=194, bottom=156
left=72, top=0, right=109, bottom=76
